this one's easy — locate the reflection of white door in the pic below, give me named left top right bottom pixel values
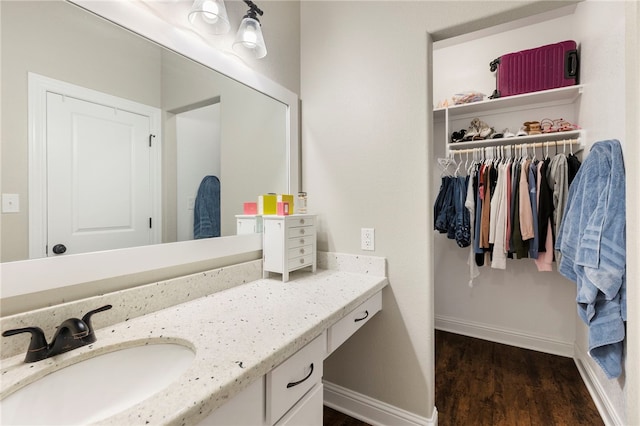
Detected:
left=46, top=93, right=153, bottom=256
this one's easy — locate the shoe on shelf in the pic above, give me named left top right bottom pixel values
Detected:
left=524, top=121, right=541, bottom=135
left=516, top=127, right=528, bottom=137
left=554, top=118, right=580, bottom=132
left=540, top=118, right=557, bottom=133
left=451, top=129, right=466, bottom=143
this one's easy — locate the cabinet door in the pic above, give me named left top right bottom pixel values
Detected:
left=266, top=333, right=326, bottom=424
left=275, top=384, right=323, bottom=426
left=198, top=377, right=265, bottom=425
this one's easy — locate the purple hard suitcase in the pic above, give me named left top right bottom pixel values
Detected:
left=489, top=40, right=579, bottom=99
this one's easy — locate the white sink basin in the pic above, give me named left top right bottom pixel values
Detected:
left=1, top=343, right=195, bottom=425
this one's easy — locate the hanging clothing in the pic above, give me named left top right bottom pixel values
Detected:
left=528, top=161, right=539, bottom=259
left=537, top=158, right=553, bottom=254
left=535, top=162, right=554, bottom=272
left=547, top=154, right=569, bottom=262
left=567, top=153, right=582, bottom=185
left=490, top=162, right=509, bottom=270
left=434, top=176, right=454, bottom=234
left=556, top=139, right=626, bottom=379
left=465, top=169, right=480, bottom=285
left=194, top=175, right=221, bottom=239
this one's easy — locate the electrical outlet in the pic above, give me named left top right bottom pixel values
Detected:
left=361, top=228, right=375, bottom=251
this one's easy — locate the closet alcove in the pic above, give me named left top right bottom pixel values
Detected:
left=431, top=3, right=627, bottom=424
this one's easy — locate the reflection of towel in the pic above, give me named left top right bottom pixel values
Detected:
left=556, top=140, right=626, bottom=379
left=194, top=176, right=220, bottom=239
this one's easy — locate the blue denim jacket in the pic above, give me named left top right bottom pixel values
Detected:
left=556, top=140, right=626, bottom=379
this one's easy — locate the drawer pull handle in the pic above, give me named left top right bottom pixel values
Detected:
left=299, top=258, right=305, bottom=264
left=300, top=248, right=305, bottom=254
left=300, top=238, right=305, bottom=244
left=354, top=310, right=369, bottom=322
left=286, top=363, right=314, bottom=388
left=299, top=229, right=305, bottom=235
left=300, top=219, right=305, bottom=225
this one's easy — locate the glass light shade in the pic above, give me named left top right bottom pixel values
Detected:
left=232, top=17, right=267, bottom=59
left=188, top=0, right=230, bottom=35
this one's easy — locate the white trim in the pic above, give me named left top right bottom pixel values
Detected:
left=1, top=233, right=262, bottom=298
left=573, top=343, right=622, bottom=426
left=3, top=1, right=299, bottom=301
left=435, top=314, right=574, bottom=357
left=28, top=73, right=163, bottom=260
left=323, top=381, right=437, bottom=426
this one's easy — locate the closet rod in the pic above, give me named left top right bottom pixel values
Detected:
left=448, top=138, right=580, bottom=155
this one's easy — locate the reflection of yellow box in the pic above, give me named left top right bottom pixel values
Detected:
left=277, top=194, right=294, bottom=214
left=258, top=194, right=277, bottom=215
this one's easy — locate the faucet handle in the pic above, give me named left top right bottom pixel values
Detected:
left=80, top=304, right=112, bottom=344
left=2, top=327, right=49, bottom=362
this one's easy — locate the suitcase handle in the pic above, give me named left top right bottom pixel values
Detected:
left=489, top=57, right=500, bottom=73
left=565, top=49, right=579, bottom=79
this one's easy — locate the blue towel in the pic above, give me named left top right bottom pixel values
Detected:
left=194, top=175, right=220, bottom=239
left=556, top=140, right=626, bottom=379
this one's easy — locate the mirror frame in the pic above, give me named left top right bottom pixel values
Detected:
left=1, top=0, right=299, bottom=299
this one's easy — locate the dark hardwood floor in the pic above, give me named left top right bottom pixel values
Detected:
left=324, top=331, right=603, bottom=426
left=435, top=330, right=603, bottom=426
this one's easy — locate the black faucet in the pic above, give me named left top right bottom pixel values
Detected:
left=2, top=305, right=112, bottom=363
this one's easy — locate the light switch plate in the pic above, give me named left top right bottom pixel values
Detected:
left=2, top=193, right=20, bottom=213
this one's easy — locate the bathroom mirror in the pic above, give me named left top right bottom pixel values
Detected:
left=0, top=0, right=295, bottom=263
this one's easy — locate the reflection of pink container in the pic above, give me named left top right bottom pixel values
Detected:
left=277, top=202, right=290, bottom=215
left=243, top=202, right=258, bottom=215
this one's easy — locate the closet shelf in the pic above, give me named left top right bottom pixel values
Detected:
left=434, top=85, right=583, bottom=121
left=447, top=130, right=581, bottom=151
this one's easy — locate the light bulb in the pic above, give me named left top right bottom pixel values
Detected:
left=242, top=27, right=258, bottom=47
left=201, top=0, right=220, bottom=24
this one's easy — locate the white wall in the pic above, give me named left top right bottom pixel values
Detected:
left=299, top=0, right=579, bottom=420
left=572, top=2, right=627, bottom=424
left=432, top=1, right=631, bottom=424
left=433, top=13, right=580, bottom=355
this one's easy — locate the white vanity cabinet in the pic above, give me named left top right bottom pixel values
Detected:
left=326, top=291, right=383, bottom=356
left=263, top=215, right=317, bottom=281
left=236, top=215, right=263, bottom=235
left=199, top=378, right=265, bottom=425
left=267, top=333, right=326, bottom=425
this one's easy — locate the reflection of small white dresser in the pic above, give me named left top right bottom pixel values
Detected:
left=263, top=214, right=316, bottom=282
left=236, top=215, right=263, bottom=235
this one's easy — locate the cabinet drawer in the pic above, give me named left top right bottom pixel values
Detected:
left=266, top=333, right=326, bottom=425
left=287, top=226, right=314, bottom=238
left=286, top=216, right=314, bottom=228
left=274, top=384, right=323, bottom=426
left=327, top=291, right=382, bottom=355
left=288, top=255, right=313, bottom=270
left=199, top=377, right=265, bottom=425
left=288, top=245, right=312, bottom=259
left=288, top=236, right=313, bottom=249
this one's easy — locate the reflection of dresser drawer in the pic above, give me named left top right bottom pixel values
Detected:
left=235, top=214, right=263, bottom=235
left=263, top=214, right=317, bottom=282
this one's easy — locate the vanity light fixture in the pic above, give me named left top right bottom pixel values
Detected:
left=188, top=0, right=230, bottom=35
left=232, top=0, right=267, bottom=59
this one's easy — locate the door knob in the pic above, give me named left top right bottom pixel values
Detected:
left=52, top=244, right=67, bottom=255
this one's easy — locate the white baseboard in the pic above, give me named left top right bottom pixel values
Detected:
left=573, top=343, right=623, bottom=426
left=435, top=314, right=574, bottom=357
left=323, top=381, right=437, bottom=426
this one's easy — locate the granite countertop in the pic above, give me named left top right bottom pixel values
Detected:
left=0, top=268, right=387, bottom=425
